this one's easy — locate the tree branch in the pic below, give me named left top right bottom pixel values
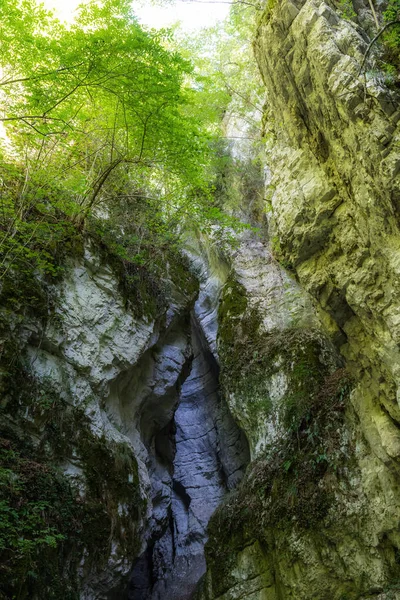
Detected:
left=42, top=84, right=82, bottom=116
left=0, top=115, right=70, bottom=123
left=358, top=20, right=400, bottom=74
left=0, top=63, right=85, bottom=87
left=222, top=78, right=263, bottom=113
left=367, top=0, right=379, bottom=30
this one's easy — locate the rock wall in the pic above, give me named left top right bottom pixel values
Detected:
left=130, top=318, right=248, bottom=600
left=3, top=1, right=400, bottom=597
left=0, top=240, right=249, bottom=599
left=195, top=0, right=400, bottom=598
left=127, top=243, right=249, bottom=600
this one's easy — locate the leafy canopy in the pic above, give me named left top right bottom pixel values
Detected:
left=0, top=0, right=213, bottom=215
left=0, top=0, right=230, bottom=309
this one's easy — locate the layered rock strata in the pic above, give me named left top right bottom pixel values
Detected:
left=195, top=0, right=400, bottom=598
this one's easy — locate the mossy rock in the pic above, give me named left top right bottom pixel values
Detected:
left=218, top=273, right=341, bottom=443
left=205, top=367, right=355, bottom=589
left=0, top=358, right=143, bottom=599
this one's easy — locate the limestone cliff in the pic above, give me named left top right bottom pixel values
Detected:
left=0, top=240, right=249, bottom=600
left=195, top=0, right=400, bottom=599
left=2, top=0, right=400, bottom=597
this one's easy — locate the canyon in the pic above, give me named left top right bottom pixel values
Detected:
left=1, top=0, right=400, bottom=598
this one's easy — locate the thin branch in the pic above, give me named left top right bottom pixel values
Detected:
left=222, top=79, right=263, bottom=113
left=20, top=118, right=55, bottom=137
left=42, top=84, right=81, bottom=116
left=110, top=98, right=119, bottom=163
left=367, top=0, right=379, bottom=30
left=358, top=20, right=400, bottom=74
left=85, top=158, right=125, bottom=211
left=0, top=63, right=85, bottom=87
left=0, top=115, right=70, bottom=124
left=223, top=135, right=258, bottom=139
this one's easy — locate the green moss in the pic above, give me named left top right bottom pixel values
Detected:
left=219, top=280, right=331, bottom=414
left=382, top=0, right=400, bottom=74
left=0, top=171, right=85, bottom=322
left=218, top=276, right=249, bottom=348
left=336, top=0, right=356, bottom=21
left=269, top=234, right=295, bottom=271
left=212, top=275, right=356, bottom=591
left=168, top=250, right=200, bottom=303
left=206, top=369, right=354, bottom=582
left=77, top=433, right=141, bottom=565
left=0, top=356, right=143, bottom=599
left=218, top=275, right=342, bottom=447
left=87, top=202, right=199, bottom=320
left=256, top=0, right=277, bottom=27
left=0, top=435, right=82, bottom=599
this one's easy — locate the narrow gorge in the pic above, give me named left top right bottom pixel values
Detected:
left=1, top=0, right=400, bottom=598
left=2, top=239, right=251, bottom=599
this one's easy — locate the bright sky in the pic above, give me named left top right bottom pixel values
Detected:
left=134, top=2, right=230, bottom=30
left=42, top=0, right=81, bottom=22
left=42, top=0, right=230, bottom=30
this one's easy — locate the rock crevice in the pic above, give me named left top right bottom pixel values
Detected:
left=129, top=312, right=249, bottom=600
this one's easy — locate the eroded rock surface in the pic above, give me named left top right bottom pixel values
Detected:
left=128, top=241, right=249, bottom=600
left=195, top=0, right=400, bottom=598
left=3, top=241, right=248, bottom=599
left=132, top=319, right=248, bottom=600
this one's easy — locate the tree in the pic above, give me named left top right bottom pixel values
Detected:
left=0, top=0, right=226, bottom=301
left=0, top=0, right=213, bottom=221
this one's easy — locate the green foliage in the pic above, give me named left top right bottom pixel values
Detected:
left=0, top=356, right=142, bottom=599
left=381, top=61, right=399, bottom=85
left=383, top=0, right=400, bottom=70
left=86, top=190, right=199, bottom=317
left=174, top=2, right=266, bottom=219
left=337, top=0, right=356, bottom=21
left=384, top=0, right=400, bottom=32
left=211, top=139, right=266, bottom=223
left=0, top=0, right=241, bottom=299
left=0, top=157, right=84, bottom=318
left=0, top=155, right=200, bottom=326
left=0, top=0, right=258, bottom=321
left=0, top=436, right=82, bottom=599
left=207, top=368, right=354, bottom=563
left=0, top=0, right=211, bottom=212
left=365, top=0, right=400, bottom=81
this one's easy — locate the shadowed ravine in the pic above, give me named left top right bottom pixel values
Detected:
left=127, top=315, right=249, bottom=599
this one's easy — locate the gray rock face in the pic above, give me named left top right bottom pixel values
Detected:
left=13, top=239, right=249, bottom=599
left=129, top=316, right=249, bottom=600
left=119, top=234, right=249, bottom=600
left=151, top=320, right=248, bottom=600
left=22, top=247, right=164, bottom=598
left=184, top=233, right=230, bottom=360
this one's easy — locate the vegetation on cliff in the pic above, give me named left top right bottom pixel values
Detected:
left=0, top=1, right=263, bottom=595
left=1, top=0, right=400, bottom=597
left=0, top=0, right=244, bottom=322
